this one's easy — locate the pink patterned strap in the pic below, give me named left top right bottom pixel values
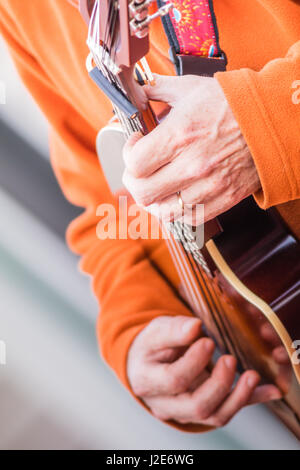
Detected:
left=158, top=0, right=222, bottom=58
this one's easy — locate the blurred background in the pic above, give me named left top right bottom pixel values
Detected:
left=0, top=35, right=299, bottom=450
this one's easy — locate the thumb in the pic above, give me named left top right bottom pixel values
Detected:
left=144, top=315, right=202, bottom=351
left=143, top=74, right=185, bottom=106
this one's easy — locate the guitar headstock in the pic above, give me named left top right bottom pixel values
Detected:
left=79, top=0, right=96, bottom=25
left=81, top=0, right=171, bottom=127
left=80, top=0, right=149, bottom=69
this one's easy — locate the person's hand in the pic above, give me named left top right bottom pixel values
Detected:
left=123, top=74, right=261, bottom=225
left=127, top=315, right=282, bottom=426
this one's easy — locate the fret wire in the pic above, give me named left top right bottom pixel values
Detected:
left=179, top=223, right=251, bottom=368
left=113, top=98, right=231, bottom=338
left=171, top=221, right=234, bottom=352
left=87, top=0, right=242, bottom=360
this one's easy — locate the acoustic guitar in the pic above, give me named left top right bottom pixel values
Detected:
left=79, top=0, right=300, bottom=438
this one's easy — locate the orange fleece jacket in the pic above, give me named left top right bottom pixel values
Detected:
left=0, top=0, right=299, bottom=432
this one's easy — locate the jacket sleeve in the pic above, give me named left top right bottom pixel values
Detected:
left=216, top=41, right=300, bottom=209
left=0, top=2, right=213, bottom=433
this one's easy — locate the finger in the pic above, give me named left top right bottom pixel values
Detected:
left=259, top=322, right=282, bottom=347
left=122, top=131, right=147, bottom=178
left=163, top=337, right=215, bottom=395
left=150, top=346, right=186, bottom=363
left=180, top=177, right=223, bottom=206
left=143, top=74, right=186, bottom=106
left=143, top=74, right=201, bottom=106
left=272, top=345, right=290, bottom=365
left=190, top=355, right=237, bottom=419
left=203, top=371, right=261, bottom=427
left=198, top=190, right=243, bottom=224
left=147, top=184, right=239, bottom=226
left=144, top=355, right=237, bottom=423
left=122, top=121, right=176, bottom=178
left=203, top=373, right=282, bottom=428
left=248, top=384, right=282, bottom=405
left=140, top=315, right=202, bottom=352
left=140, top=338, right=214, bottom=397
left=122, top=155, right=201, bottom=207
left=188, top=370, right=210, bottom=392
left=143, top=167, right=228, bottom=223
left=124, top=131, right=143, bottom=149
left=145, top=194, right=183, bottom=223
left=145, top=192, right=207, bottom=226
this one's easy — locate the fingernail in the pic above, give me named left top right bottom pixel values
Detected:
left=204, top=339, right=214, bottom=352
left=247, top=375, right=258, bottom=388
left=269, top=389, right=282, bottom=400
left=274, top=346, right=289, bottom=362
left=182, top=319, right=198, bottom=334
left=224, top=356, right=234, bottom=368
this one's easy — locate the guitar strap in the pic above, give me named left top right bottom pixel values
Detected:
left=77, top=0, right=226, bottom=75
left=157, top=0, right=227, bottom=76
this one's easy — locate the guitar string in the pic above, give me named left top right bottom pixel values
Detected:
left=186, top=250, right=236, bottom=354
left=166, top=224, right=251, bottom=370
left=173, top=222, right=237, bottom=355
left=91, top=1, right=239, bottom=358
left=163, top=227, right=210, bottom=315
left=107, top=5, right=267, bottom=373
left=88, top=3, right=300, bottom=420
left=181, top=229, right=252, bottom=368
left=175, top=222, right=249, bottom=366
left=108, top=0, right=119, bottom=64
left=104, top=2, right=228, bottom=337
left=102, top=0, right=115, bottom=62
left=182, top=232, right=247, bottom=366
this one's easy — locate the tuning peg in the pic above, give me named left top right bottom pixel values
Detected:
left=129, top=0, right=154, bottom=16
left=130, top=2, right=173, bottom=37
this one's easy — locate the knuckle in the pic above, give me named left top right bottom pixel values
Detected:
left=211, top=415, right=229, bottom=428
left=131, top=377, right=149, bottom=397
left=148, top=315, right=185, bottom=334
left=166, top=372, right=178, bottom=393
left=131, top=383, right=143, bottom=397
left=194, top=403, right=211, bottom=421
left=176, top=417, right=191, bottom=425
left=136, top=192, right=151, bottom=207
left=168, top=372, right=188, bottom=394
left=128, top=160, right=145, bottom=179
left=215, top=379, right=231, bottom=397
left=184, top=194, right=199, bottom=206
left=123, top=147, right=146, bottom=179
left=152, top=408, right=169, bottom=421
left=187, top=159, right=203, bottom=180
left=122, top=173, right=148, bottom=204
left=129, top=186, right=151, bottom=207
left=160, top=206, right=179, bottom=223
left=130, top=187, right=148, bottom=207
left=147, top=315, right=167, bottom=334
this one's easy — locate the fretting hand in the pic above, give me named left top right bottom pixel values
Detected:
left=123, top=74, right=261, bottom=225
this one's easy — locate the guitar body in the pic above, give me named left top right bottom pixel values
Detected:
left=97, top=124, right=300, bottom=438
left=81, top=0, right=300, bottom=438
left=202, top=198, right=300, bottom=437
